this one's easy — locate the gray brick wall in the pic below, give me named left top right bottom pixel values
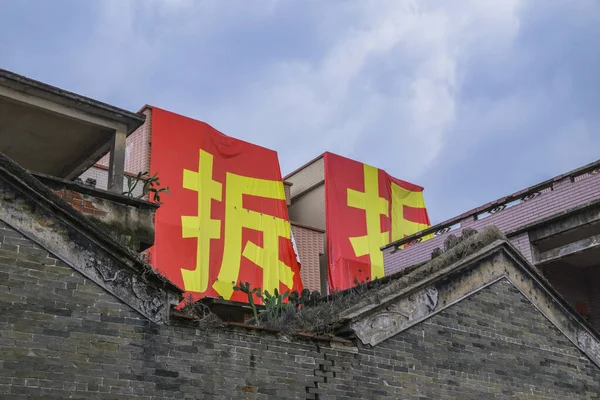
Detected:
left=1, top=220, right=599, bottom=399
left=365, top=279, right=600, bottom=398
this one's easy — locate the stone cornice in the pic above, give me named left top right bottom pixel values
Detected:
left=343, top=240, right=600, bottom=368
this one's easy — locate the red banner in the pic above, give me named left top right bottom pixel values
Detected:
left=324, top=152, right=431, bottom=292
left=149, top=107, right=303, bottom=303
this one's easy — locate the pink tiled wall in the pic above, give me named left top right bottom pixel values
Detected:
left=510, top=232, right=533, bottom=262
left=291, top=223, right=325, bottom=292
left=96, top=107, right=152, bottom=175
left=79, top=107, right=152, bottom=197
left=384, top=171, right=600, bottom=274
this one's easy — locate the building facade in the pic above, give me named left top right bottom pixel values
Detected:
left=383, top=160, right=600, bottom=331
left=79, top=106, right=325, bottom=293
left=1, top=67, right=600, bottom=399
left=1, top=160, right=599, bottom=398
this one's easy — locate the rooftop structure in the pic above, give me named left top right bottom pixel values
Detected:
left=79, top=105, right=326, bottom=293
left=1, top=160, right=599, bottom=397
left=0, top=68, right=144, bottom=193
left=384, top=159, right=600, bottom=330
left=284, top=152, right=430, bottom=294
left=0, top=68, right=600, bottom=398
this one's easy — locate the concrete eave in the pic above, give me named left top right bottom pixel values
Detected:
left=283, top=153, right=325, bottom=180
left=0, top=69, right=145, bottom=134
left=0, top=68, right=146, bottom=180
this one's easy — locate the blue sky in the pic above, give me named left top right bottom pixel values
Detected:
left=1, top=0, right=599, bottom=224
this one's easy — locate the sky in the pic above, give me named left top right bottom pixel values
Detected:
left=1, top=0, right=599, bottom=224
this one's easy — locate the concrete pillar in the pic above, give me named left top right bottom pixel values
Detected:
left=107, top=130, right=126, bottom=193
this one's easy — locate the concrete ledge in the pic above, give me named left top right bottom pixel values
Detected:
left=32, top=171, right=158, bottom=210
left=0, top=151, right=183, bottom=324
left=33, top=172, right=157, bottom=251
left=539, top=233, right=600, bottom=265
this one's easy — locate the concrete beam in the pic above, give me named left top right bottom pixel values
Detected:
left=107, top=130, right=126, bottom=194
left=63, top=137, right=112, bottom=180
left=529, top=204, right=600, bottom=242
left=538, top=233, right=600, bottom=264
left=0, top=85, right=128, bottom=133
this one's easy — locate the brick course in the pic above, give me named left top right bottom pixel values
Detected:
left=52, top=188, right=108, bottom=217
left=1, top=221, right=599, bottom=399
left=368, top=279, right=600, bottom=399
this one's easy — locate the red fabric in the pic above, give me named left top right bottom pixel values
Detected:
left=324, top=152, right=430, bottom=292
left=149, top=107, right=302, bottom=303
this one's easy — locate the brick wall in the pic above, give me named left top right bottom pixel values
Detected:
left=385, top=171, right=600, bottom=274
left=291, top=223, right=324, bottom=292
left=52, top=188, right=108, bottom=217
left=509, top=231, right=533, bottom=262
left=369, top=279, right=600, bottom=398
left=1, top=220, right=599, bottom=399
left=29, top=174, right=158, bottom=252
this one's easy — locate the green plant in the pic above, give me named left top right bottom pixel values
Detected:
left=259, top=288, right=290, bottom=320
left=288, top=289, right=311, bottom=309
left=233, top=281, right=261, bottom=323
left=123, top=171, right=170, bottom=204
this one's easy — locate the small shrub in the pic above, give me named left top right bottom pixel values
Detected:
left=123, top=171, right=170, bottom=204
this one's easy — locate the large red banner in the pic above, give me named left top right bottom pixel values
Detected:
left=324, top=152, right=431, bottom=292
left=149, top=107, right=303, bottom=303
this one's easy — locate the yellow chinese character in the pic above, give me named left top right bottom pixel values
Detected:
left=180, top=150, right=222, bottom=292
left=347, top=164, right=389, bottom=280
left=390, top=183, right=432, bottom=247
left=212, top=172, right=295, bottom=300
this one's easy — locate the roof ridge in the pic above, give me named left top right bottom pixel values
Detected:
left=340, top=226, right=506, bottom=320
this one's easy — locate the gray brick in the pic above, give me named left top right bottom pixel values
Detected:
left=1, top=221, right=600, bottom=399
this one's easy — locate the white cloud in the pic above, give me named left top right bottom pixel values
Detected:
left=72, top=0, right=526, bottom=178
left=70, top=0, right=525, bottom=178
left=190, top=0, right=524, bottom=176
left=2, top=0, right=598, bottom=224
